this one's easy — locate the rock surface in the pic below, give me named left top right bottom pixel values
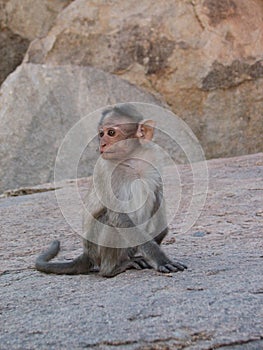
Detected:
left=24, top=0, right=263, bottom=159
left=0, top=0, right=73, bottom=84
left=0, top=0, right=73, bottom=41
left=0, top=28, right=29, bottom=85
left=0, top=63, right=163, bottom=193
left=1, top=153, right=263, bottom=349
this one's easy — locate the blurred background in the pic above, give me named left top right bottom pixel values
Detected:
left=0, top=0, right=262, bottom=193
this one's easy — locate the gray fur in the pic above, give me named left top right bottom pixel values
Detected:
left=35, top=105, right=187, bottom=277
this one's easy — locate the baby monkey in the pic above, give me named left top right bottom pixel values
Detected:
left=36, top=104, right=187, bottom=277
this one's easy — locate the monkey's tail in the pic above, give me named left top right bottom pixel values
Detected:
left=35, top=240, right=92, bottom=275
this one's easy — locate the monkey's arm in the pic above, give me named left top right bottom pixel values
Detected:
left=82, top=186, right=106, bottom=239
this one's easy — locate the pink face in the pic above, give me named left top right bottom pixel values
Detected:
left=98, top=125, right=127, bottom=154
left=98, top=120, right=139, bottom=160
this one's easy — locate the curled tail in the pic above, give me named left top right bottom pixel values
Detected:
left=35, top=240, right=92, bottom=275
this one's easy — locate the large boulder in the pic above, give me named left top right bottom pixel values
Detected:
left=0, top=28, right=29, bottom=85
left=24, top=0, right=263, bottom=159
left=0, top=0, right=73, bottom=84
left=0, top=0, right=73, bottom=40
left=0, top=63, right=163, bottom=193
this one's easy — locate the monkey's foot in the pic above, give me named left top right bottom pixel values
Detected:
left=158, top=260, right=187, bottom=273
left=131, top=256, right=152, bottom=269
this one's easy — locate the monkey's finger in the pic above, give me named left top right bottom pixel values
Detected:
left=131, top=261, right=143, bottom=270
left=171, top=261, right=187, bottom=271
left=140, top=260, right=152, bottom=269
left=165, top=264, right=180, bottom=272
left=158, top=265, right=171, bottom=273
left=132, top=257, right=152, bottom=269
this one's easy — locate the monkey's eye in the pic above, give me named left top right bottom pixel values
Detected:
left=99, top=131, right=104, bottom=138
left=107, top=129, right=116, bottom=137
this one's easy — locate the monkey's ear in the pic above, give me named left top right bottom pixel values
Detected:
left=136, top=120, right=156, bottom=141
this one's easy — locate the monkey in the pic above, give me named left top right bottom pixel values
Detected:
left=35, top=103, right=187, bottom=277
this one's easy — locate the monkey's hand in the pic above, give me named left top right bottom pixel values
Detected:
left=138, top=241, right=187, bottom=273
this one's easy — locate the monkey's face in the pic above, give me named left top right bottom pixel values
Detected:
left=98, top=123, right=138, bottom=159
left=98, top=123, right=139, bottom=160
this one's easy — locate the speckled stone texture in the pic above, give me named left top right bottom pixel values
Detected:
left=1, top=153, right=262, bottom=349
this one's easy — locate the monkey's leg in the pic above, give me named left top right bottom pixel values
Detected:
left=100, top=260, right=145, bottom=278
left=98, top=245, right=147, bottom=277
left=35, top=240, right=94, bottom=275
left=154, top=228, right=168, bottom=245
left=138, top=240, right=187, bottom=273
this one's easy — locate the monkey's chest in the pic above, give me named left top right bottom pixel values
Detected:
left=107, top=181, right=156, bottom=227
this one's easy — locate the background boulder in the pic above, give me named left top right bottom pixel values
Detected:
left=0, top=0, right=73, bottom=84
left=0, top=63, right=163, bottom=193
left=0, top=0, right=262, bottom=190
left=23, top=0, right=263, bottom=159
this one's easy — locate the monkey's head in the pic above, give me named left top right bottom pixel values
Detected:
left=98, top=104, right=155, bottom=160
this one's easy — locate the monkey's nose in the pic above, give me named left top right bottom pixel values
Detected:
left=100, top=143, right=107, bottom=153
